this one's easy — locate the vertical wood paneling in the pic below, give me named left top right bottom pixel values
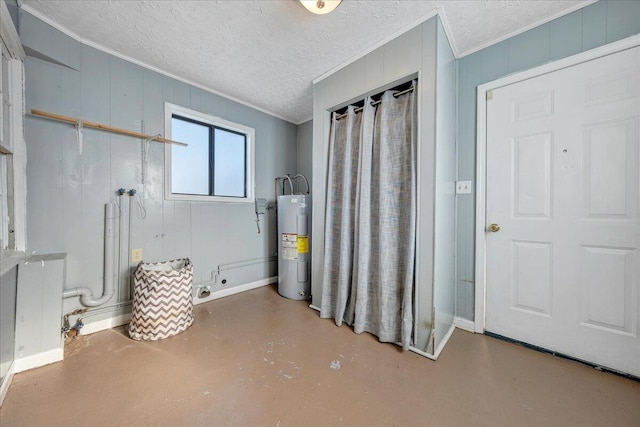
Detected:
left=606, top=0, right=640, bottom=42
left=172, top=80, right=191, bottom=109
left=172, top=201, right=192, bottom=264
left=201, top=90, right=228, bottom=118
left=582, top=1, right=607, bottom=51
left=0, top=267, right=17, bottom=376
left=14, top=261, right=43, bottom=358
left=508, top=24, right=551, bottom=74
left=80, top=46, right=112, bottom=295
left=41, top=258, right=64, bottom=350
left=15, top=255, right=64, bottom=359
left=142, top=69, right=165, bottom=264
left=481, top=41, right=509, bottom=83
left=550, top=11, right=583, bottom=61
left=24, top=57, right=64, bottom=254
left=21, top=12, right=298, bottom=320
left=385, top=25, right=422, bottom=82
left=60, top=66, right=84, bottom=287
left=363, top=48, right=385, bottom=90
left=455, top=0, right=640, bottom=320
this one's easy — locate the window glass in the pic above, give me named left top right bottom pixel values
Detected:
left=165, top=103, right=253, bottom=202
left=171, top=117, right=210, bottom=195
left=1, top=47, right=9, bottom=146
left=0, top=154, right=7, bottom=249
left=214, top=128, right=246, bottom=198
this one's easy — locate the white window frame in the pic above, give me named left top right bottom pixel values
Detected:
left=0, top=0, right=26, bottom=257
left=164, top=102, right=255, bottom=203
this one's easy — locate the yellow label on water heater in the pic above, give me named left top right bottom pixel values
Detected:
left=297, top=236, right=309, bottom=254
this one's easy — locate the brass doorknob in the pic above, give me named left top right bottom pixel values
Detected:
left=488, top=223, right=500, bottom=232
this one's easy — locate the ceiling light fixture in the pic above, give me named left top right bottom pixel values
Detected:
left=299, top=0, right=342, bottom=15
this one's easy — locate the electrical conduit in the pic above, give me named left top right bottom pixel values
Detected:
left=62, top=203, right=117, bottom=307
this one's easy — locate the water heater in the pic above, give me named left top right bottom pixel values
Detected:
left=277, top=193, right=311, bottom=300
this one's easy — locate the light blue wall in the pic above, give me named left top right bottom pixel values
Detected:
left=296, top=120, right=313, bottom=193
left=19, top=10, right=299, bottom=321
left=296, top=119, right=313, bottom=228
left=5, top=0, right=18, bottom=28
left=0, top=266, right=17, bottom=383
left=456, top=0, right=640, bottom=320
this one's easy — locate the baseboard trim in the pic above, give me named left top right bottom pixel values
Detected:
left=13, top=348, right=63, bottom=373
left=409, top=346, right=437, bottom=361
left=454, top=316, right=476, bottom=333
left=194, top=276, right=277, bottom=306
left=0, top=361, right=15, bottom=406
left=433, top=322, right=456, bottom=359
left=80, top=313, right=132, bottom=336
left=77, top=277, right=277, bottom=336
left=309, top=304, right=320, bottom=312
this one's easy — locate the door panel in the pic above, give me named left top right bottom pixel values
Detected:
left=580, top=245, right=636, bottom=335
left=512, top=241, right=553, bottom=316
left=513, top=133, right=553, bottom=218
left=485, top=46, right=640, bottom=376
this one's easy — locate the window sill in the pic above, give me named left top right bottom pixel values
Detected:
left=0, top=250, right=29, bottom=277
left=165, top=194, right=254, bottom=203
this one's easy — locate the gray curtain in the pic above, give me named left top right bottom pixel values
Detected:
left=320, top=81, right=417, bottom=349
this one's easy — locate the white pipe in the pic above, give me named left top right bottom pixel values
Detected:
left=128, top=195, right=133, bottom=300
left=117, top=194, right=124, bottom=302
left=292, top=174, right=309, bottom=194
left=62, top=203, right=116, bottom=307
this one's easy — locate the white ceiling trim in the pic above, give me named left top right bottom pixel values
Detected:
left=311, top=0, right=593, bottom=88
left=1, top=1, right=25, bottom=59
left=456, top=0, right=599, bottom=57
left=19, top=3, right=297, bottom=124
left=436, top=7, right=459, bottom=59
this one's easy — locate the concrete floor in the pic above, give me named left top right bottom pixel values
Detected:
left=1, top=284, right=638, bottom=426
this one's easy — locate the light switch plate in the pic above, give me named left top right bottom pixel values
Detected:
left=456, top=181, right=472, bottom=194
left=132, top=248, right=143, bottom=263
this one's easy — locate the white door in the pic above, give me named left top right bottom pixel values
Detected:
left=485, top=46, right=640, bottom=376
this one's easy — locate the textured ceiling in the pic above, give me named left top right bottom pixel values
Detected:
left=21, top=0, right=591, bottom=124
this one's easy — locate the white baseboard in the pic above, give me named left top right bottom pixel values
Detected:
left=0, top=361, right=15, bottom=406
left=77, top=277, right=277, bottom=336
left=194, top=276, right=277, bottom=305
left=80, top=313, right=132, bottom=336
left=13, top=348, right=63, bottom=373
left=409, top=322, right=457, bottom=361
left=454, top=316, right=476, bottom=333
left=309, top=304, right=320, bottom=312
left=433, top=322, right=456, bottom=359
left=409, top=346, right=437, bottom=361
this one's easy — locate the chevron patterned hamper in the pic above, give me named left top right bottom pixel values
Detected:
left=129, top=258, right=194, bottom=341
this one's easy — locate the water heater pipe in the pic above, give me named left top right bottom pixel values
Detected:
left=274, top=175, right=294, bottom=202
left=62, top=203, right=116, bottom=307
left=292, top=174, right=309, bottom=194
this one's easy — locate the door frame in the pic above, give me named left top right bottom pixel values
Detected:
left=474, top=33, right=640, bottom=333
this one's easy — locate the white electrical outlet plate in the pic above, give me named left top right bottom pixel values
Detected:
left=132, top=248, right=143, bottom=263
left=456, top=181, right=472, bottom=194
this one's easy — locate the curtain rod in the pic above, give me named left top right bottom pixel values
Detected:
left=334, top=86, right=414, bottom=121
left=30, top=109, right=188, bottom=147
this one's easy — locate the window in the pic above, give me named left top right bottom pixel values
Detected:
left=1, top=1, right=26, bottom=254
left=164, top=103, right=254, bottom=202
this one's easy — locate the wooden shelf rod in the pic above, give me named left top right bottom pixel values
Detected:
left=30, top=109, right=188, bottom=147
